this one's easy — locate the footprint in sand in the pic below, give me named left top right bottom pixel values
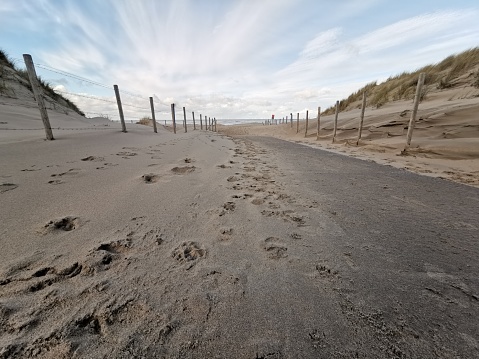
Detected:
left=172, top=241, right=206, bottom=262
left=41, top=216, right=79, bottom=233
left=81, top=156, right=104, bottom=162
left=50, top=168, right=81, bottom=177
left=315, top=264, right=339, bottom=279
left=116, top=151, right=137, bottom=158
left=48, top=179, right=64, bottom=185
left=171, top=166, right=196, bottom=174
left=263, top=237, right=288, bottom=259
left=251, top=198, right=265, bottom=205
left=227, top=176, right=240, bottom=182
left=219, top=227, right=233, bottom=241
left=21, top=166, right=40, bottom=172
left=0, top=183, right=18, bottom=193
left=141, top=173, right=160, bottom=183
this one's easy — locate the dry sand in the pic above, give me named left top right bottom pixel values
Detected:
left=1, top=78, right=479, bottom=358
left=219, top=84, right=479, bottom=188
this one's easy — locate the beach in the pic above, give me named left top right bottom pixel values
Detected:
left=1, top=89, right=479, bottom=358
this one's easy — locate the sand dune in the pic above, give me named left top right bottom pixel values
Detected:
left=219, top=85, right=479, bottom=187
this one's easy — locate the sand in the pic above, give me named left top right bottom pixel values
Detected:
left=219, top=84, right=479, bottom=188
left=1, top=71, right=479, bottom=358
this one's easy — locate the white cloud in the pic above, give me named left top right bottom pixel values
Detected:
left=6, top=1, right=479, bottom=121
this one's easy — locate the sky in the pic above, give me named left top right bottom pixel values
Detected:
left=1, top=0, right=479, bottom=123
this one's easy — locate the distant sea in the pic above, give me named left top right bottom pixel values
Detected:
left=217, top=119, right=266, bottom=126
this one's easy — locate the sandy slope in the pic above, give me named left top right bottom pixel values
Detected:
left=219, top=85, right=479, bottom=187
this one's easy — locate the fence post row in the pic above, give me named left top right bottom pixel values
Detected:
left=405, top=72, right=426, bottom=150
left=23, top=54, right=54, bottom=140
left=356, top=92, right=367, bottom=145
left=112, top=85, right=127, bottom=133
left=171, top=103, right=177, bottom=134
left=149, top=97, right=158, bottom=134
left=304, top=110, right=309, bottom=137
left=332, top=100, right=339, bottom=143
left=183, top=106, right=187, bottom=133
left=316, top=106, right=321, bottom=140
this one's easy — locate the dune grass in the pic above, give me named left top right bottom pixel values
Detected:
left=137, top=117, right=153, bottom=126
left=322, top=47, right=479, bottom=115
left=0, top=48, right=85, bottom=116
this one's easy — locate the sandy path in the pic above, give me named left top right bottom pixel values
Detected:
left=1, top=126, right=478, bottom=358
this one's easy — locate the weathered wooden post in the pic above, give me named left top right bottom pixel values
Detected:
left=192, top=112, right=196, bottom=130
left=304, top=110, right=309, bottom=137
left=183, top=106, right=187, bottom=133
left=214, top=118, right=217, bottom=132
left=290, top=113, right=293, bottom=128
left=316, top=106, right=321, bottom=140
left=171, top=103, right=177, bottom=134
left=112, top=85, right=127, bottom=133
left=200, top=114, right=203, bottom=130
left=332, top=100, right=339, bottom=143
left=23, top=54, right=54, bottom=140
left=356, top=92, right=367, bottom=145
left=149, top=97, right=158, bottom=133
left=405, top=72, right=426, bottom=150
left=296, top=113, right=299, bottom=133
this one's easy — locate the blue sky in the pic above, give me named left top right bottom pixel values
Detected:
left=1, top=0, right=478, bottom=122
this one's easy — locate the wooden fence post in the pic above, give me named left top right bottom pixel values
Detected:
left=296, top=113, right=299, bottom=133
left=183, top=106, right=187, bottom=132
left=192, top=112, right=196, bottom=130
left=356, top=92, right=367, bottom=145
left=23, top=54, right=54, bottom=140
left=290, top=113, right=293, bottom=128
left=112, top=85, right=127, bottom=133
left=332, top=101, right=339, bottom=143
left=171, top=103, right=176, bottom=134
left=149, top=97, right=158, bottom=133
left=214, top=118, right=217, bottom=132
left=405, top=72, right=426, bottom=150
left=200, top=114, right=203, bottom=130
left=304, top=110, right=309, bottom=137
left=316, top=106, right=321, bottom=140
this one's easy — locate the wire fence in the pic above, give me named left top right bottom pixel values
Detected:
left=1, top=55, right=221, bottom=135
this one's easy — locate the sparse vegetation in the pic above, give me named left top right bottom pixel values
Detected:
left=322, top=47, right=479, bottom=114
left=0, top=49, right=16, bottom=69
left=137, top=117, right=153, bottom=126
left=0, top=48, right=85, bottom=116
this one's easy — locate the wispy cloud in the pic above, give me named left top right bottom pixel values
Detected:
left=2, top=1, right=479, bottom=120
